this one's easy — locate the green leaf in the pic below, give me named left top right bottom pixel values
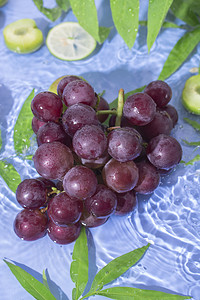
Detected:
left=110, top=0, right=139, bottom=49
left=184, top=117, right=200, bottom=131
left=170, top=0, right=200, bottom=27
left=42, top=269, right=50, bottom=290
left=158, top=26, right=200, bottom=81
left=70, top=227, right=88, bottom=300
left=4, top=260, right=56, bottom=300
left=184, top=155, right=200, bottom=165
left=182, top=139, right=200, bottom=146
left=95, top=286, right=191, bottom=299
left=69, top=0, right=100, bottom=42
left=147, top=0, right=174, bottom=51
left=33, top=0, right=62, bottom=21
left=0, top=160, right=21, bottom=193
left=99, top=26, right=112, bottom=44
left=139, top=20, right=186, bottom=29
left=86, top=244, right=150, bottom=296
left=14, top=89, right=34, bottom=155
left=56, top=0, right=70, bottom=12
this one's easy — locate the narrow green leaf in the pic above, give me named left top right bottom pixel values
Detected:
left=184, top=155, right=200, bottom=165
left=4, top=260, right=56, bottom=300
left=56, top=0, right=70, bottom=12
left=42, top=269, right=50, bottom=290
left=33, top=0, right=62, bottom=21
left=70, top=227, right=88, bottom=300
left=88, top=244, right=150, bottom=295
left=99, top=26, right=112, bottom=44
left=158, top=26, right=200, bottom=81
left=0, top=160, right=21, bottom=193
left=170, top=0, right=200, bottom=27
left=184, top=117, right=200, bottom=131
left=95, top=286, right=191, bottom=299
left=69, top=0, right=100, bottom=42
left=147, top=0, right=174, bottom=51
left=182, top=139, right=200, bottom=146
left=0, top=128, right=2, bottom=150
left=110, top=0, right=139, bottom=49
left=139, top=20, right=186, bottom=29
left=14, top=89, right=34, bottom=154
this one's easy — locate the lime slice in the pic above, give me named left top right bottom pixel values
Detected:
left=3, top=19, right=43, bottom=54
left=182, top=74, right=200, bottom=115
left=46, top=22, right=96, bottom=61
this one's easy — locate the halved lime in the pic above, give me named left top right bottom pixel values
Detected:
left=46, top=22, right=96, bottom=61
left=3, top=19, right=43, bottom=54
left=182, top=74, right=200, bottom=115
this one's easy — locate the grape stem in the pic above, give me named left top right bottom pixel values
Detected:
left=115, top=88, right=124, bottom=126
left=96, top=109, right=117, bottom=115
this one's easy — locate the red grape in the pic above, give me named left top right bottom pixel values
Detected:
left=57, top=75, right=82, bottom=98
left=14, top=209, right=48, bottom=241
left=32, top=116, right=46, bottom=134
left=144, top=80, right=172, bottom=108
left=47, top=220, right=81, bottom=244
left=31, top=91, right=63, bottom=122
left=33, top=141, right=74, bottom=180
left=115, top=190, right=137, bottom=215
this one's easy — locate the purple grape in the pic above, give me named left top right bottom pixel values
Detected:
left=107, top=127, right=142, bottom=162
left=123, top=93, right=156, bottom=126
left=146, top=134, right=182, bottom=170
left=102, top=158, right=139, bottom=193
left=84, top=184, right=117, bottom=218
left=31, top=91, right=63, bottom=122
left=47, top=220, right=81, bottom=244
left=160, top=104, right=178, bottom=127
left=73, top=125, right=107, bottom=160
left=62, top=103, right=99, bottom=137
left=139, top=109, right=173, bottom=141
left=36, top=121, right=72, bottom=147
left=81, top=151, right=110, bottom=169
left=144, top=80, right=172, bottom=108
left=16, top=179, right=47, bottom=209
left=134, top=160, right=160, bottom=194
left=14, top=209, right=48, bottom=241
left=47, top=192, right=83, bottom=225
left=62, top=80, right=96, bottom=107
left=33, top=141, right=74, bottom=180
left=96, top=96, right=110, bottom=123
left=63, top=165, right=97, bottom=200
left=57, top=75, right=82, bottom=98
left=32, top=116, right=46, bottom=134
left=115, top=190, right=137, bottom=215
left=80, top=209, right=108, bottom=227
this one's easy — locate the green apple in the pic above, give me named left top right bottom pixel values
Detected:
left=3, top=19, right=43, bottom=54
left=0, top=0, right=8, bottom=7
left=182, top=74, right=200, bottom=115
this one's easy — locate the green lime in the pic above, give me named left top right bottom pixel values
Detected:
left=46, top=22, right=96, bottom=61
left=3, top=19, right=43, bottom=54
left=182, top=74, right=200, bottom=115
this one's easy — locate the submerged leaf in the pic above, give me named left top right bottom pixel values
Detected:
left=56, top=0, right=70, bottom=12
left=4, top=260, right=56, bottom=300
left=170, top=0, right=200, bottom=27
left=184, top=118, right=200, bottom=131
left=158, top=26, right=200, bottom=81
left=184, top=155, right=200, bottom=166
left=42, top=269, right=50, bottom=290
left=99, top=26, right=112, bottom=44
left=182, top=139, right=200, bottom=147
left=33, top=0, right=62, bottom=21
left=0, top=160, right=21, bottom=193
left=0, top=128, right=2, bottom=150
left=110, top=0, right=139, bottom=49
left=14, top=89, right=34, bottom=155
left=87, top=244, right=150, bottom=295
left=147, top=0, right=174, bottom=51
left=95, top=286, right=191, bottom=299
left=70, top=227, right=88, bottom=300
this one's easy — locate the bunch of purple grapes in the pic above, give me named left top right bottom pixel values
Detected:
left=14, top=76, right=182, bottom=244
